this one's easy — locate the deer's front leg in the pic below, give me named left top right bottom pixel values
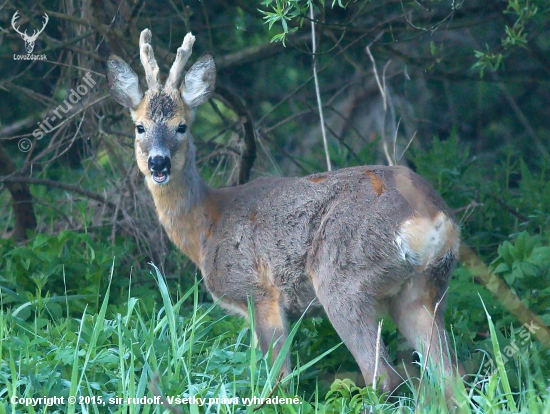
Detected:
left=254, top=297, right=291, bottom=377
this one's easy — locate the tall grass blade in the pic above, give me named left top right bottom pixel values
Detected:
left=480, top=294, right=518, bottom=411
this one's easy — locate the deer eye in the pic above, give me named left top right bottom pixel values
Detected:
left=136, top=125, right=145, bottom=134
left=177, top=125, right=187, bottom=134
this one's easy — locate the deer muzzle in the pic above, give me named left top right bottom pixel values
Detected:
left=148, top=155, right=171, bottom=184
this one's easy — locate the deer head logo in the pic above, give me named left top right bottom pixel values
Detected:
left=11, top=11, right=49, bottom=54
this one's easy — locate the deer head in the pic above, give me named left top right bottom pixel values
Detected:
left=106, top=29, right=216, bottom=186
left=12, top=11, right=49, bottom=54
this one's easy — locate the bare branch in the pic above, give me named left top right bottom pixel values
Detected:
left=215, top=86, right=257, bottom=184
left=366, top=45, right=393, bottom=166
left=310, top=4, right=331, bottom=171
left=460, top=245, right=550, bottom=348
left=0, top=176, right=117, bottom=209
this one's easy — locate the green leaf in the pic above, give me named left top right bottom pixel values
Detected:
left=430, top=40, right=437, bottom=56
left=498, top=242, right=514, bottom=265
left=493, top=262, right=510, bottom=274
left=529, top=247, right=550, bottom=265
left=521, top=261, right=540, bottom=278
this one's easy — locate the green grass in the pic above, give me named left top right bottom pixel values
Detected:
left=2, top=263, right=550, bottom=413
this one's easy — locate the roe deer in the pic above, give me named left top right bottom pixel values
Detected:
left=106, top=29, right=462, bottom=393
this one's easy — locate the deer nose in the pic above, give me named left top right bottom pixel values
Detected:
left=148, top=155, right=171, bottom=173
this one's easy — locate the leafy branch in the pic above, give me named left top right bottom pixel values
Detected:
left=472, top=0, right=540, bottom=77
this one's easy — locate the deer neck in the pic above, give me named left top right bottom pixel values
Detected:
left=146, top=141, right=217, bottom=265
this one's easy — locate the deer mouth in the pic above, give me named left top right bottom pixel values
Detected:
left=152, top=171, right=169, bottom=184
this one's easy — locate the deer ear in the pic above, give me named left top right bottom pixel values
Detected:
left=106, top=54, right=143, bottom=109
left=181, top=53, right=216, bottom=108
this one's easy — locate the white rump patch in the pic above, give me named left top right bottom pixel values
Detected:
left=395, top=212, right=459, bottom=268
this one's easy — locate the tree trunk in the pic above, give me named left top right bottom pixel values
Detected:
left=0, top=144, right=36, bottom=240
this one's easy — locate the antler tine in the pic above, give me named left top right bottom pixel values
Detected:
left=139, top=29, right=160, bottom=89
left=165, top=33, right=195, bottom=89
left=30, top=14, right=48, bottom=40
left=39, top=13, right=49, bottom=33
left=11, top=11, right=26, bottom=36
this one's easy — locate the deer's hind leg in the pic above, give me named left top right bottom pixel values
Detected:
left=388, top=258, right=463, bottom=391
left=309, top=265, right=401, bottom=393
